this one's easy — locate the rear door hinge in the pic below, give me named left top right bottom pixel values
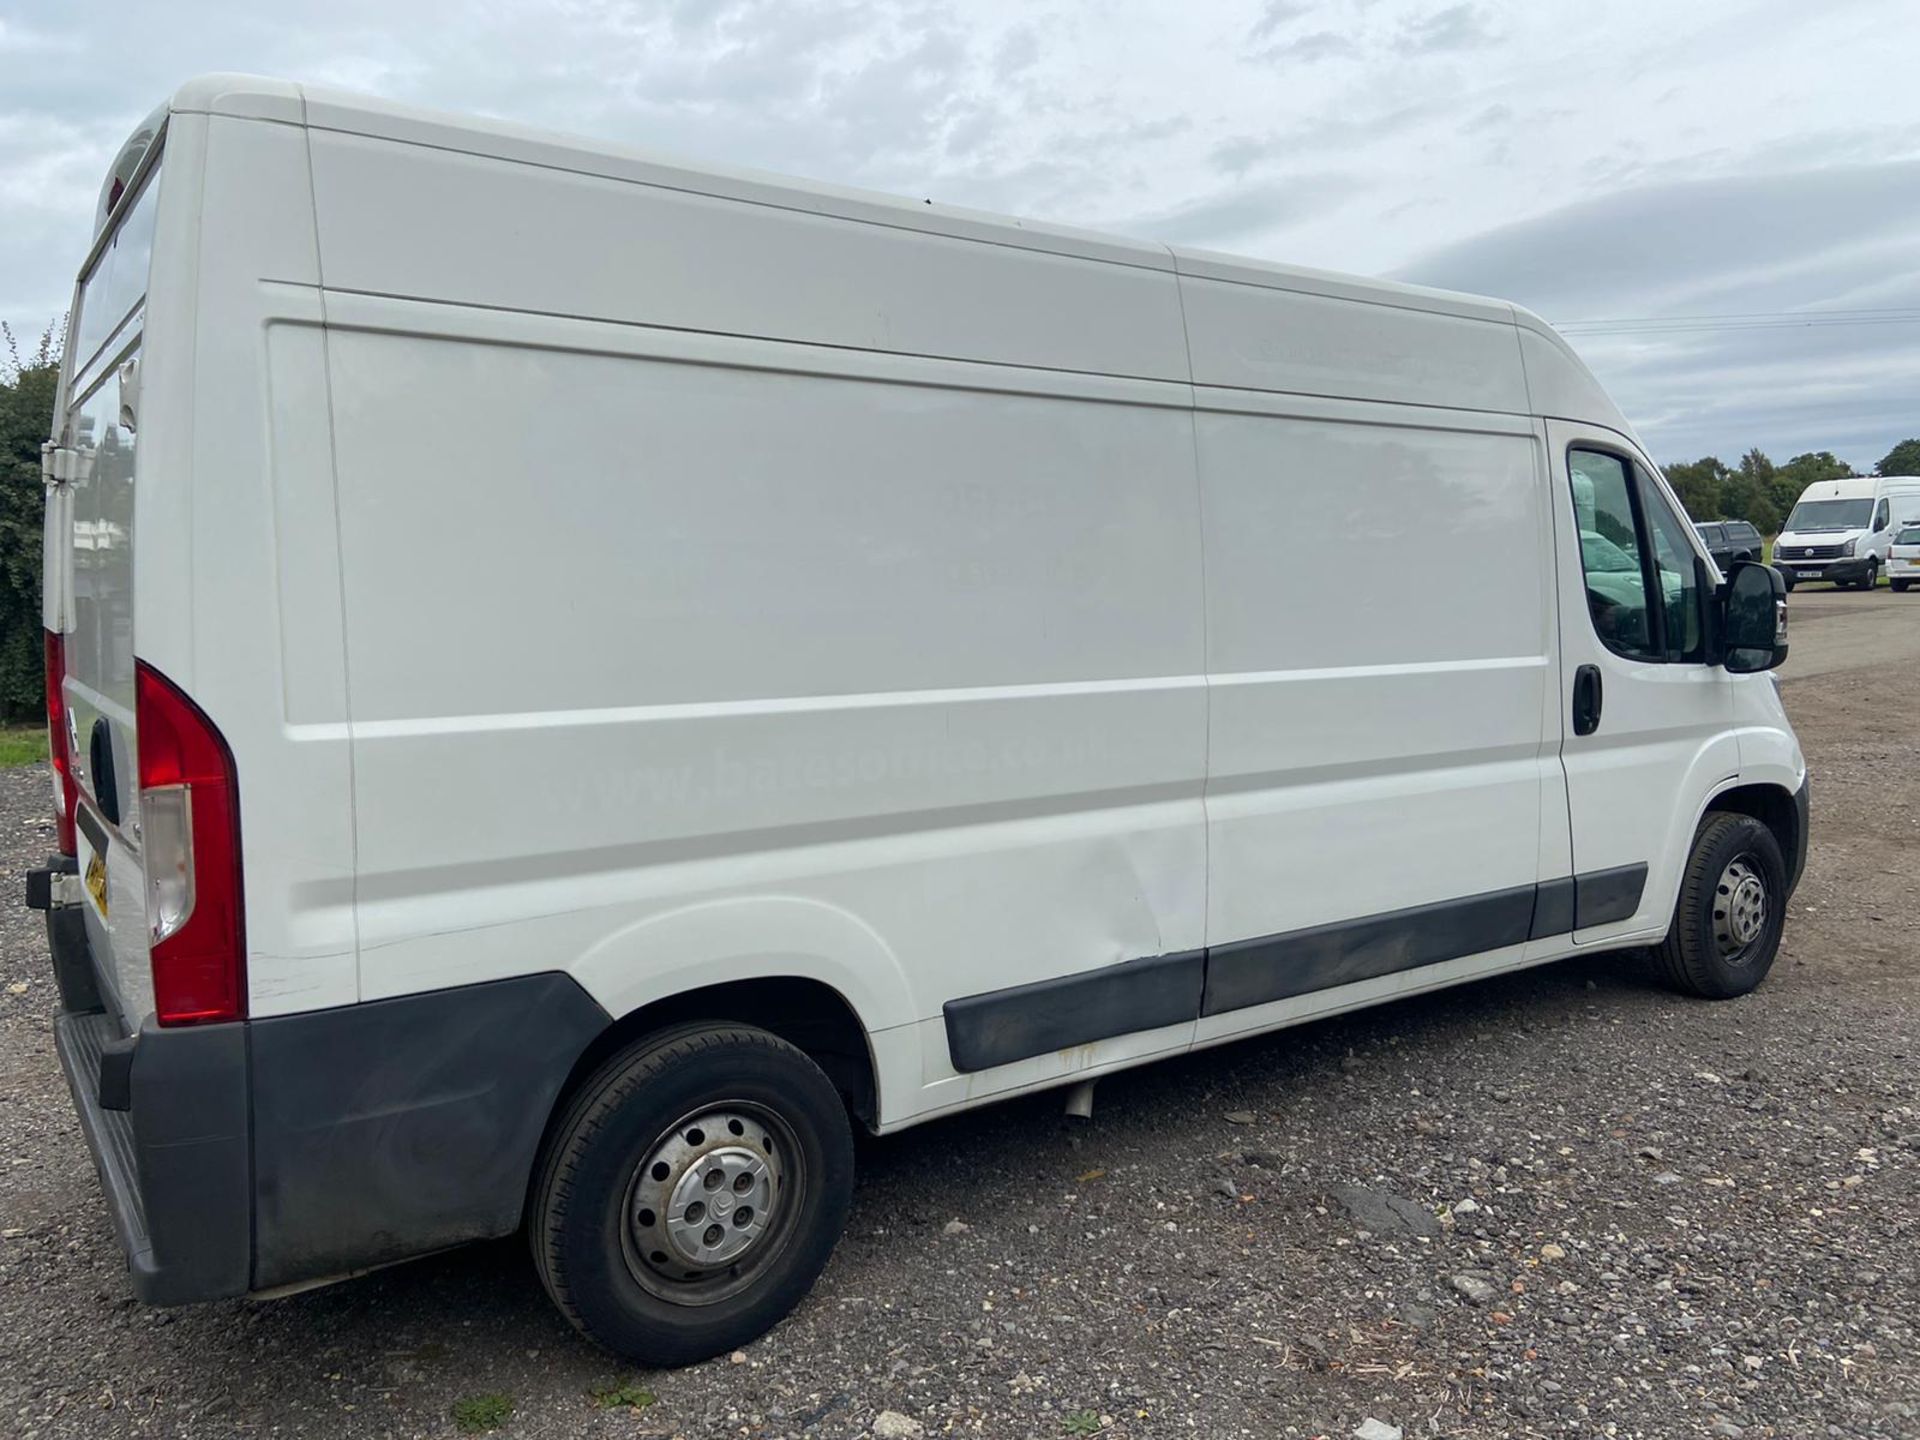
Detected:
left=41, top=443, right=77, bottom=487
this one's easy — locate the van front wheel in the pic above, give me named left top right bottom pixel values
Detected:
left=1648, top=812, right=1786, bottom=999
left=531, top=1024, right=854, bottom=1366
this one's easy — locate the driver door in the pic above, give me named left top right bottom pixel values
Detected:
left=1547, top=421, right=1737, bottom=944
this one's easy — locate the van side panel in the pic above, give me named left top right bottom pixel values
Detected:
left=308, top=134, right=1209, bottom=1121
left=324, top=316, right=1206, bottom=1030
left=1190, top=389, right=1558, bottom=1039
left=180, top=115, right=359, bottom=1015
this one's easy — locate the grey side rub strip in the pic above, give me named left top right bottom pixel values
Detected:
left=1574, top=863, right=1647, bottom=928
left=1202, top=883, right=1535, bottom=1017
left=942, top=950, right=1205, bottom=1075
left=943, top=865, right=1649, bottom=1073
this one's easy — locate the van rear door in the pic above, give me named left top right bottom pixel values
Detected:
left=49, top=156, right=164, bottom=1027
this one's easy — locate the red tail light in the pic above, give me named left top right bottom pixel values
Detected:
left=135, top=661, right=245, bottom=1026
left=44, top=631, right=77, bottom=854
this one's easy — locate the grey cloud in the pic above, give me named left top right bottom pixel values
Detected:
left=993, top=25, right=1039, bottom=79
left=1247, top=0, right=1313, bottom=43
left=1255, top=29, right=1360, bottom=64
left=1207, top=101, right=1439, bottom=178
left=1399, top=159, right=1920, bottom=461
left=1460, top=102, right=1510, bottom=134
left=1211, top=135, right=1269, bottom=177
left=1399, top=158, right=1920, bottom=316
left=1394, top=4, right=1496, bottom=54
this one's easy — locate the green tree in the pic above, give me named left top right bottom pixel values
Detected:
left=0, top=321, right=62, bottom=719
left=1713, top=448, right=1780, bottom=534
left=1663, top=455, right=1731, bottom=520
left=1875, top=439, right=1920, bottom=477
left=1778, top=451, right=1853, bottom=485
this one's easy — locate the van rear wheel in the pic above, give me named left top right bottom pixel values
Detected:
left=1647, top=812, right=1786, bottom=999
left=531, top=1024, right=853, bottom=1366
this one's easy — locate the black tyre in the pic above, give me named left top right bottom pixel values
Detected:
left=1893, top=579, right=1910, bottom=593
left=1778, top=569, right=1796, bottom=592
left=531, top=1024, right=854, bottom=1366
left=1859, top=560, right=1879, bottom=591
left=1647, top=812, right=1786, bottom=999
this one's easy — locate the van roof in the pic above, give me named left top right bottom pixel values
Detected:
left=162, top=73, right=1509, bottom=317
left=1798, top=477, right=1920, bottom=501
left=159, top=72, right=1631, bottom=436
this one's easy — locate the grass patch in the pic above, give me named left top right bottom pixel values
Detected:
left=0, top=725, right=46, bottom=769
left=450, top=1393, right=513, bottom=1433
left=1063, top=1412, right=1104, bottom=1435
left=589, top=1379, right=656, bottom=1411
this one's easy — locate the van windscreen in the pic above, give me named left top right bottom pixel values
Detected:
left=1785, top=498, right=1871, bottom=532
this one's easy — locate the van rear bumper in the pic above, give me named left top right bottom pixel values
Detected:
left=52, top=1007, right=253, bottom=1304
left=33, top=865, right=611, bottom=1304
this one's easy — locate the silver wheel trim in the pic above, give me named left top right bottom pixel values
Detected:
left=618, top=1102, right=804, bottom=1306
left=1711, top=855, right=1768, bottom=961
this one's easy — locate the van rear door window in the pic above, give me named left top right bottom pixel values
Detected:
left=72, top=164, right=161, bottom=371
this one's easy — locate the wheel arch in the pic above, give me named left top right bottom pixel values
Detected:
left=1701, top=778, right=1806, bottom=897
left=553, top=975, right=881, bottom=1134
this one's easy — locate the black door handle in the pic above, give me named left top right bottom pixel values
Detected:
left=1572, top=664, right=1603, bottom=736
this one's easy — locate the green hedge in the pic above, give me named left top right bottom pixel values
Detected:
left=0, top=324, right=60, bottom=721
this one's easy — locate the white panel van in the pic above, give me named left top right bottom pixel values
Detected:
left=1774, top=474, right=1920, bottom=590
left=28, top=77, right=1808, bottom=1365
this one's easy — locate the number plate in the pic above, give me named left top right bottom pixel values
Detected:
left=84, top=849, right=108, bottom=917
left=1796, top=569, right=1822, bottom=579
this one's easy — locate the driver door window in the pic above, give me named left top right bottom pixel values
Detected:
left=1636, top=470, right=1705, bottom=662
left=1569, top=450, right=1705, bottom=665
left=1570, top=451, right=1655, bottom=660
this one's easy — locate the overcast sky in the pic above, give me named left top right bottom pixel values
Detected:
left=4, top=0, right=1919, bottom=467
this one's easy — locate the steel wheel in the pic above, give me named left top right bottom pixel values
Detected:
left=618, top=1102, right=804, bottom=1306
left=1710, top=855, right=1768, bottom=964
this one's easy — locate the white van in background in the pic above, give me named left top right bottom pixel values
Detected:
left=1774, top=475, right=1920, bottom=590
left=28, top=76, right=1807, bottom=1367
left=1888, top=522, right=1920, bottom=593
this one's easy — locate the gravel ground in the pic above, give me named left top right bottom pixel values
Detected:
left=3, top=594, right=1917, bottom=1440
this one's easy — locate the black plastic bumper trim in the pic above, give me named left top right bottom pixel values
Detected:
left=53, top=1008, right=252, bottom=1305
left=1574, top=863, right=1648, bottom=929
left=47, top=882, right=613, bottom=1304
left=248, top=973, right=612, bottom=1291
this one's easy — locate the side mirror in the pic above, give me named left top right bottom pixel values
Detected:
left=1721, top=560, right=1788, bottom=673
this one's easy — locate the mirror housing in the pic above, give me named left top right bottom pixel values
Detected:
left=1721, top=560, right=1788, bottom=673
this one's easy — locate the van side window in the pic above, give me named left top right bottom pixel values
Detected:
left=1635, top=469, right=1705, bottom=662
left=1874, top=499, right=1890, bottom=532
left=1569, top=451, right=1656, bottom=659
